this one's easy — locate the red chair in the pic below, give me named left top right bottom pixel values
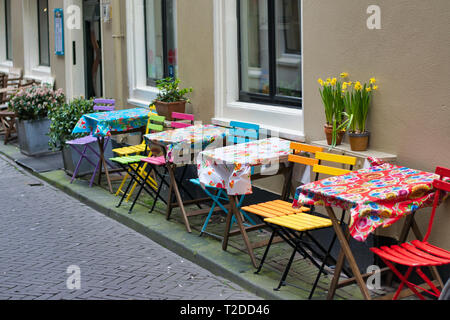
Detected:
left=370, top=166, right=450, bottom=300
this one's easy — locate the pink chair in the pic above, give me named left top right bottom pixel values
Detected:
left=170, top=112, right=195, bottom=129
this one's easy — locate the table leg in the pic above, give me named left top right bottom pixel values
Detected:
left=98, top=137, right=113, bottom=194
left=325, top=206, right=371, bottom=300
left=225, top=195, right=258, bottom=268
left=166, top=163, right=192, bottom=233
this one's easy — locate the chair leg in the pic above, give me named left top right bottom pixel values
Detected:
left=129, top=167, right=154, bottom=214
left=275, top=243, right=299, bottom=291
left=70, top=145, right=88, bottom=184
left=150, top=166, right=168, bottom=213
left=116, top=164, right=136, bottom=208
left=255, top=230, right=276, bottom=274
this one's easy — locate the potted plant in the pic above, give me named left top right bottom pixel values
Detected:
left=343, top=77, right=378, bottom=151
left=152, top=77, right=193, bottom=120
left=8, top=84, right=65, bottom=156
left=318, top=75, right=348, bottom=147
left=47, top=97, right=113, bottom=177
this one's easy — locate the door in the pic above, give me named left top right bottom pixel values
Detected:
left=83, top=0, right=103, bottom=98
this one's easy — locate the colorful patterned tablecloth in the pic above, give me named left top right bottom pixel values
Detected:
left=72, top=108, right=151, bottom=138
left=197, top=137, right=291, bottom=195
left=144, top=124, right=228, bottom=164
left=293, top=161, right=448, bottom=242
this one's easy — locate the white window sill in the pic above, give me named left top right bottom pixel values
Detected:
left=24, top=66, right=54, bottom=85
left=212, top=117, right=305, bottom=142
left=128, top=86, right=159, bottom=108
left=0, top=61, right=13, bottom=74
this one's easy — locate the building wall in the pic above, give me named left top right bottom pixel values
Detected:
left=302, top=0, right=450, bottom=245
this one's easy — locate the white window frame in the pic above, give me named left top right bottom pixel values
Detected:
left=22, top=0, right=53, bottom=84
left=212, top=0, right=305, bottom=141
left=0, top=0, right=13, bottom=73
left=126, top=0, right=178, bottom=108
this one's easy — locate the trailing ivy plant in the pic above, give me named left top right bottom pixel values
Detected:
left=153, top=77, right=193, bottom=104
left=48, top=97, right=95, bottom=151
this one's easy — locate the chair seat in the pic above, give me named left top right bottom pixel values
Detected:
left=66, top=135, right=98, bottom=145
left=242, top=200, right=310, bottom=219
left=370, top=241, right=450, bottom=267
left=141, top=156, right=166, bottom=166
left=265, top=212, right=332, bottom=232
left=110, top=155, right=147, bottom=165
left=113, top=143, right=146, bottom=156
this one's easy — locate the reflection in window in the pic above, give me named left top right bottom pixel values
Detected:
left=238, top=0, right=302, bottom=107
left=144, top=0, right=177, bottom=86
left=5, top=0, right=12, bottom=60
left=38, top=0, right=50, bottom=66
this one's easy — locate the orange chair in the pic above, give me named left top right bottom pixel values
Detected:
left=370, top=166, right=450, bottom=300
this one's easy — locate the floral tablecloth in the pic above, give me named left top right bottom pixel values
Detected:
left=144, top=124, right=228, bottom=165
left=293, top=160, right=448, bottom=242
left=72, top=108, right=151, bottom=138
left=197, top=137, right=291, bottom=195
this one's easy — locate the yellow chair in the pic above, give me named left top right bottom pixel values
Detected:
left=113, top=107, right=162, bottom=201
left=251, top=151, right=357, bottom=299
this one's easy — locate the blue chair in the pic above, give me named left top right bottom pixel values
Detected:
left=191, top=121, right=261, bottom=238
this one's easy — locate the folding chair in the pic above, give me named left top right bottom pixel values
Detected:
left=66, top=99, right=116, bottom=187
left=113, top=106, right=159, bottom=201
left=250, top=151, right=356, bottom=298
left=111, top=114, right=166, bottom=213
left=370, top=166, right=450, bottom=300
left=190, top=121, right=260, bottom=238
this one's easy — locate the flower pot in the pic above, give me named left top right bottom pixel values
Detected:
left=16, top=118, right=52, bottom=156
left=324, top=124, right=345, bottom=146
left=348, top=131, right=370, bottom=151
left=154, top=100, right=186, bottom=121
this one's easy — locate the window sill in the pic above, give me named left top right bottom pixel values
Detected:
left=212, top=117, right=305, bottom=142
left=25, top=66, right=54, bottom=85
left=0, top=61, right=13, bottom=73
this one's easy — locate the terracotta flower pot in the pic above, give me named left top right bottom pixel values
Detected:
left=348, top=131, right=370, bottom=151
left=154, top=100, right=187, bottom=121
left=324, top=124, right=345, bottom=146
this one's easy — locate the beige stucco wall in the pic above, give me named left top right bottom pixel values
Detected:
left=176, top=0, right=215, bottom=123
left=302, top=0, right=450, bottom=245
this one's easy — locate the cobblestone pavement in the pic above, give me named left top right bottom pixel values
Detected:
left=0, top=155, right=260, bottom=300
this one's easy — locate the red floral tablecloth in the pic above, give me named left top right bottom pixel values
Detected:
left=293, top=160, right=448, bottom=242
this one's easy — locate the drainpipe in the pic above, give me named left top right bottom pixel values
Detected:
left=111, top=0, right=125, bottom=109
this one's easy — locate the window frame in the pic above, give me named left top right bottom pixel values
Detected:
left=143, top=0, right=175, bottom=87
left=4, top=0, right=12, bottom=61
left=37, top=0, right=50, bottom=67
left=237, top=0, right=302, bottom=109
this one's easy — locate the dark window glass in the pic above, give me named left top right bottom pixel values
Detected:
left=38, top=0, right=50, bottom=66
left=238, top=0, right=302, bottom=108
left=144, top=0, right=177, bottom=86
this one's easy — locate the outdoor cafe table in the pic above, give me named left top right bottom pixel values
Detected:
left=293, top=160, right=446, bottom=299
left=144, top=124, right=228, bottom=233
left=72, top=107, right=150, bottom=193
left=197, top=137, right=292, bottom=268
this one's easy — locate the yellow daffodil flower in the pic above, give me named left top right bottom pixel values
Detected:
left=373, top=85, right=379, bottom=91
left=340, top=72, right=349, bottom=78
left=354, top=81, right=362, bottom=91
left=366, top=87, right=372, bottom=92
left=318, top=78, right=324, bottom=86
left=370, top=78, right=377, bottom=84
left=331, top=78, right=337, bottom=86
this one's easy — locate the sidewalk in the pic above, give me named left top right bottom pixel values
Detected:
left=0, top=140, right=368, bottom=300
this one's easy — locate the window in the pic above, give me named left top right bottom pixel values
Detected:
left=37, top=0, right=50, bottom=67
left=238, top=0, right=302, bottom=108
left=4, top=0, right=12, bottom=61
left=144, top=0, right=177, bottom=86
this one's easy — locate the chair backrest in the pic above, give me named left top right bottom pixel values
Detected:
left=171, top=112, right=194, bottom=129
left=289, top=142, right=324, bottom=167
left=229, top=121, right=260, bottom=145
left=148, top=114, right=166, bottom=133
left=313, top=152, right=357, bottom=177
left=94, top=98, right=115, bottom=112
left=424, top=166, right=450, bottom=242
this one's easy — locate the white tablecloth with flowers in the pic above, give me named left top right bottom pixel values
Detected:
left=197, top=137, right=291, bottom=195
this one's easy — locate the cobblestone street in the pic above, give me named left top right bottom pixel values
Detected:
left=0, top=155, right=260, bottom=300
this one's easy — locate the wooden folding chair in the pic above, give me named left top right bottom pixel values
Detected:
left=251, top=151, right=356, bottom=298
left=370, top=166, right=450, bottom=300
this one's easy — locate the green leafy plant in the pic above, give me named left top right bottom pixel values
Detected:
left=153, top=77, right=193, bottom=104
left=8, top=85, right=65, bottom=121
left=48, top=97, right=95, bottom=151
left=342, top=78, right=378, bottom=133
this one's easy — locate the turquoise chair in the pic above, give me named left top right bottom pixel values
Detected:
left=190, top=121, right=261, bottom=238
